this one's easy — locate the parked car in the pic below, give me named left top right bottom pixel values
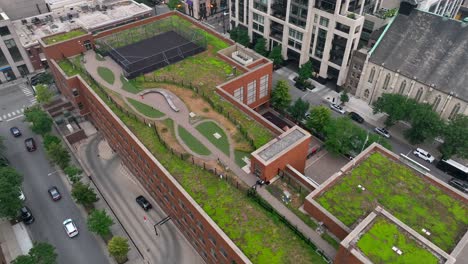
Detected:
left=24, top=138, right=37, bottom=152
left=329, top=103, right=345, bottom=114
left=20, top=206, right=34, bottom=224
left=63, top=219, right=79, bottom=238
left=348, top=112, right=364, bottom=123
left=448, top=178, right=468, bottom=193
left=374, top=127, right=391, bottom=138
left=136, top=195, right=152, bottom=211
left=413, top=148, right=435, bottom=163
left=48, top=186, right=62, bottom=201
left=10, top=127, right=22, bottom=137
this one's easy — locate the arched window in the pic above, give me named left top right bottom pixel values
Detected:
left=368, top=67, right=375, bottom=83
left=382, top=73, right=390, bottom=90
left=449, top=103, right=461, bottom=120
left=432, top=95, right=441, bottom=111
left=398, top=81, right=406, bottom=94
left=415, top=87, right=424, bottom=102
left=364, top=89, right=370, bottom=99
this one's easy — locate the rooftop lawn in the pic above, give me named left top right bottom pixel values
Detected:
left=127, top=98, right=164, bottom=118
left=316, top=152, right=468, bottom=252
left=58, top=57, right=326, bottom=263
left=178, top=125, right=211, bottom=156
left=43, top=29, right=87, bottom=45
left=357, top=217, right=439, bottom=264
left=196, top=121, right=230, bottom=156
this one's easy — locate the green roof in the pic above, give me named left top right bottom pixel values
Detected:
left=357, top=217, right=439, bottom=264
left=43, top=29, right=87, bottom=45
left=316, top=152, right=468, bottom=252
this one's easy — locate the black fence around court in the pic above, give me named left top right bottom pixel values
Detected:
left=95, top=16, right=207, bottom=79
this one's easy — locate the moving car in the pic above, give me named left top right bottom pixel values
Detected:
left=20, top=206, right=34, bottom=224
left=10, top=127, right=22, bottom=137
left=48, top=186, right=62, bottom=201
left=63, top=219, right=79, bottom=238
left=413, top=148, right=435, bottom=163
left=329, top=103, right=345, bottom=114
left=348, top=112, right=364, bottom=123
left=24, top=138, right=37, bottom=152
left=374, top=127, right=391, bottom=138
left=136, top=195, right=152, bottom=211
left=448, top=178, right=468, bottom=193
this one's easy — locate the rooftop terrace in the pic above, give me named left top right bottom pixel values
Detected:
left=315, top=151, right=468, bottom=252
left=12, top=0, right=151, bottom=47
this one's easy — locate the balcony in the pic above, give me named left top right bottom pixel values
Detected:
left=254, top=0, right=268, bottom=13
left=314, top=0, right=337, bottom=14
left=270, top=22, right=284, bottom=41
left=270, top=0, right=287, bottom=20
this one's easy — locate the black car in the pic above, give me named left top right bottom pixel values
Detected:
left=48, top=186, right=62, bottom=201
left=348, top=112, right=364, bottom=123
left=10, top=127, right=22, bottom=137
left=136, top=195, right=152, bottom=211
left=448, top=178, right=468, bottom=193
left=24, top=138, right=37, bottom=152
left=20, top=206, right=35, bottom=224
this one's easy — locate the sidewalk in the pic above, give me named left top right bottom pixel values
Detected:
left=0, top=221, right=33, bottom=263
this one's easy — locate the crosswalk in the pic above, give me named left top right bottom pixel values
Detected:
left=19, top=83, right=37, bottom=105
left=0, top=83, right=36, bottom=122
left=0, top=107, right=25, bottom=122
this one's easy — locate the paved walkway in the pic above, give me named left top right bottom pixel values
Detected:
left=81, top=51, right=337, bottom=259
left=0, top=221, right=33, bottom=263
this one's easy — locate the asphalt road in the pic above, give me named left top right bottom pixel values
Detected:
left=0, top=83, right=109, bottom=264
left=82, top=135, right=203, bottom=264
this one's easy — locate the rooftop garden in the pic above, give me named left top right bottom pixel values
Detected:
left=316, top=152, right=468, bottom=252
left=357, top=217, right=439, bottom=264
left=43, top=29, right=87, bottom=45
left=57, top=57, right=327, bottom=264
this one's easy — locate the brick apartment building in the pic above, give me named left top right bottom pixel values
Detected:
left=44, top=11, right=313, bottom=263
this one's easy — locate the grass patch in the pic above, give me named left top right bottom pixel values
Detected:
left=234, top=150, right=250, bottom=167
left=127, top=98, right=164, bottom=118
left=120, top=75, right=140, bottom=94
left=97, top=67, right=115, bottom=85
left=316, top=152, right=468, bottom=252
left=357, top=218, right=438, bottom=264
left=196, top=121, right=230, bottom=156
left=163, top=118, right=175, bottom=135
left=178, top=125, right=211, bottom=156
left=43, top=29, right=87, bottom=45
left=321, top=233, right=340, bottom=250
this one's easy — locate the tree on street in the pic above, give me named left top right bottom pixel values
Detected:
left=372, top=94, right=411, bottom=127
left=404, top=103, right=443, bottom=144
left=72, top=182, right=98, bottom=208
left=254, top=37, right=268, bottom=56
left=43, top=134, right=61, bottom=151
left=270, top=80, right=291, bottom=113
left=46, top=142, right=70, bottom=169
left=305, top=106, right=332, bottom=134
left=440, top=115, right=468, bottom=159
left=35, top=84, right=54, bottom=104
left=288, top=98, right=310, bottom=121
left=0, top=167, right=23, bottom=219
left=24, top=106, right=53, bottom=135
left=269, top=45, right=283, bottom=68
left=87, top=209, right=114, bottom=238
left=64, top=165, right=82, bottom=183
left=11, top=242, right=57, bottom=264
left=297, top=60, right=313, bottom=81
left=108, top=236, right=130, bottom=264
left=340, top=90, right=349, bottom=106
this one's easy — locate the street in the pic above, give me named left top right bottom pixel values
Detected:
left=0, top=82, right=109, bottom=264
left=80, top=135, right=203, bottom=264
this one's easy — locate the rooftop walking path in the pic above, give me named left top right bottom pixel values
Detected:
left=81, top=51, right=337, bottom=259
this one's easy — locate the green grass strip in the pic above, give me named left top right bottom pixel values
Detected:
left=97, top=67, right=115, bottom=85
left=234, top=150, right=250, bottom=167
left=43, top=29, right=86, bottom=44
left=120, top=75, right=140, bottom=94
left=127, top=98, right=164, bottom=118
left=178, top=125, right=211, bottom=156
left=196, top=121, right=230, bottom=156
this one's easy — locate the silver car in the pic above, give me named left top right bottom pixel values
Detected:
left=329, top=103, right=345, bottom=114
left=374, top=127, right=391, bottom=138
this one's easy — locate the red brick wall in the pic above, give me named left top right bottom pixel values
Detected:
left=26, top=45, right=45, bottom=71
left=54, top=68, right=249, bottom=264
left=334, top=246, right=363, bottom=264
left=251, top=136, right=310, bottom=182
left=42, top=34, right=94, bottom=62
left=303, top=199, right=350, bottom=240
left=284, top=166, right=316, bottom=192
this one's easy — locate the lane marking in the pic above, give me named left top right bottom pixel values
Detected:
left=6, top=114, right=23, bottom=122
left=7, top=113, right=11, bottom=117
left=16, top=110, right=20, bottom=114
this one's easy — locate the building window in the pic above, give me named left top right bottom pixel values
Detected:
left=234, top=87, right=243, bottom=102
left=253, top=23, right=264, bottom=32
left=382, top=74, right=390, bottom=90
left=368, top=67, right=375, bottom=83
left=78, top=102, right=84, bottom=110
left=319, top=17, right=329, bottom=27
left=448, top=103, right=460, bottom=120
left=415, top=87, right=424, bottom=102
left=259, top=75, right=268, bottom=98
left=364, top=89, right=370, bottom=99
left=398, top=81, right=406, bottom=94
left=220, top=247, right=228, bottom=258
left=4, top=39, right=23, bottom=62
left=289, top=29, right=303, bottom=41
left=432, top=95, right=441, bottom=111
left=0, top=26, right=10, bottom=36
left=211, top=248, right=217, bottom=259
left=247, top=80, right=256, bottom=104
left=208, top=234, right=217, bottom=245
left=253, top=13, right=264, bottom=24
